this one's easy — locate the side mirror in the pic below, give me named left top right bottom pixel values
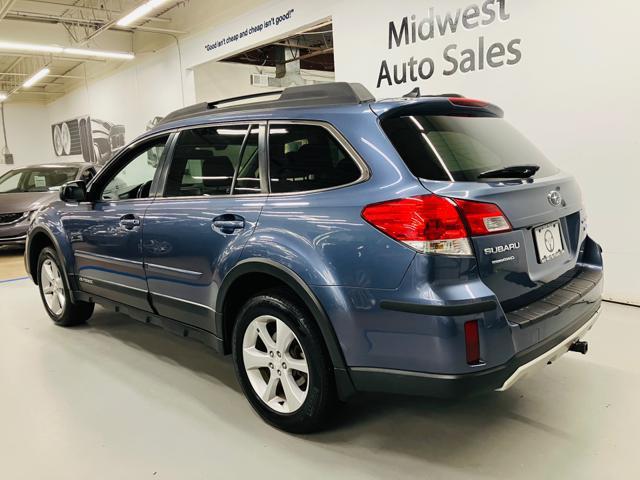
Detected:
left=60, top=180, right=88, bottom=203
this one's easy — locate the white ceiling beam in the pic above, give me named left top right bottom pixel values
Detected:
left=0, top=51, right=107, bottom=62
left=0, top=0, right=18, bottom=21
left=18, top=0, right=171, bottom=23
left=79, top=0, right=182, bottom=45
left=4, top=10, right=185, bottom=33
left=0, top=71, right=84, bottom=79
left=10, top=90, right=65, bottom=95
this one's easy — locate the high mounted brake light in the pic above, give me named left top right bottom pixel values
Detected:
left=448, top=97, right=489, bottom=108
left=361, top=194, right=511, bottom=256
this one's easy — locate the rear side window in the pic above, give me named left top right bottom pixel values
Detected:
left=268, top=124, right=361, bottom=193
left=165, top=125, right=260, bottom=197
left=381, top=115, right=559, bottom=182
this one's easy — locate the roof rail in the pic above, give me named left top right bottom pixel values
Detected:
left=160, top=90, right=283, bottom=125
left=159, top=82, right=375, bottom=126
left=209, top=90, right=283, bottom=108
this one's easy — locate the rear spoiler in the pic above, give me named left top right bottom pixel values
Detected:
left=374, top=93, right=504, bottom=120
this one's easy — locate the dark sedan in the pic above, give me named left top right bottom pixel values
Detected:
left=0, top=162, right=97, bottom=246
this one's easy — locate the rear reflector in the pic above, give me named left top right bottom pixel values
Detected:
left=361, top=194, right=511, bottom=256
left=449, top=97, right=489, bottom=108
left=464, top=320, right=481, bottom=365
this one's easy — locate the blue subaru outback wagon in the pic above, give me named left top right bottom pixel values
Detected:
left=25, top=83, right=603, bottom=432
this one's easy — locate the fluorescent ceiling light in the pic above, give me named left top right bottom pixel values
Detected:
left=23, top=68, right=50, bottom=88
left=0, top=40, right=134, bottom=60
left=117, top=0, right=172, bottom=27
left=0, top=41, right=62, bottom=54
left=0, top=92, right=7, bottom=101
left=64, top=48, right=134, bottom=60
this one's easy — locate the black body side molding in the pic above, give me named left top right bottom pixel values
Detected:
left=380, top=299, right=497, bottom=316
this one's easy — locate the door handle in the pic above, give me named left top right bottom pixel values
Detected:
left=120, top=214, right=141, bottom=230
left=212, top=214, right=245, bottom=234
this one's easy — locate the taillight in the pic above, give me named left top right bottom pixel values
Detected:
left=361, top=194, right=511, bottom=256
left=455, top=198, right=511, bottom=235
left=464, top=320, right=481, bottom=365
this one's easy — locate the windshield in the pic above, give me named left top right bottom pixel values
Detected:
left=381, top=115, right=559, bottom=181
left=0, top=167, right=78, bottom=193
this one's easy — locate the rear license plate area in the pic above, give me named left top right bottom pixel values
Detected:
left=534, top=220, right=564, bottom=263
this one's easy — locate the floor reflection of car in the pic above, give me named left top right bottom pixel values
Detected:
left=0, top=163, right=97, bottom=246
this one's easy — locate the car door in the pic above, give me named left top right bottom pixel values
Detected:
left=142, top=123, right=265, bottom=333
left=63, top=133, right=171, bottom=311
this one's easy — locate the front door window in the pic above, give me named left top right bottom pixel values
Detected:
left=101, top=137, right=168, bottom=200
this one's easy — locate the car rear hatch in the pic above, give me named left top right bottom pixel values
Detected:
left=375, top=97, right=589, bottom=311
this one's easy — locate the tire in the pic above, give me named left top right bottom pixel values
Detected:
left=232, top=289, right=337, bottom=433
left=37, top=247, right=94, bottom=326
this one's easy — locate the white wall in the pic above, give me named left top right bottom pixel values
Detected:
left=0, top=103, right=52, bottom=173
left=45, top=43, right=185, bottom=162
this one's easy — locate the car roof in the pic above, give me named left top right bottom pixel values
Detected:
left=18, top=162, right=94, bottom=170
left=137, top=82, right=503, bottom=144
left=149, top=82, right=501, bottom=132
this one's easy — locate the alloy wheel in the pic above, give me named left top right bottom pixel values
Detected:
left=41, top=259, right=66, bottom=316
left=242, top=314, right=309, bottom=414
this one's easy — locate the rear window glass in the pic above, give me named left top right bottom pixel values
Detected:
left=165, top=125, right=260, bottom=197
left=268, top=124, right=361, bottom=193
left=381, top=115, right=558, bottom=182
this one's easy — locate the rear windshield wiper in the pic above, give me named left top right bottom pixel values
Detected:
left=477, top=164, right=540, bottom=179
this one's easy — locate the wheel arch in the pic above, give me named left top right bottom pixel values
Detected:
left=216, top=258, right=356, bottom=400
left=27, top=226, right=76, bottom=299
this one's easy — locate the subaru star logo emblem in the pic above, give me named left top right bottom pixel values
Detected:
left=544, top=229, right=555, bottom=252
left=548, top=190, right=562, bottom=207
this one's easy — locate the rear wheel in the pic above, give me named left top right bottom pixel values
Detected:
left=37, top=247, right=94, bottom=326
left=232, top=289, right=337, bottom=433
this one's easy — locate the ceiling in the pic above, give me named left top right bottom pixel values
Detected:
left=0, top=0, right=267, bottom=103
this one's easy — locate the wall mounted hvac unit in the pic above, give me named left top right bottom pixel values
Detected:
left=51, top=116, right=126, bottom=165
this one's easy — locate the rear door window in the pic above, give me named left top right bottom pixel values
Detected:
left=381, top=115, right=559, bottom=181
left=164, top=125, right=260, bottom=197
left=268, top=124, right=361, bottom=193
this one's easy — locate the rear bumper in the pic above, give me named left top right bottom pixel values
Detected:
left=349, top=302, right=600, bottom=398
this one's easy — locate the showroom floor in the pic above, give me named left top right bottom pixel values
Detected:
left=0, top=249, right=638, bottom=479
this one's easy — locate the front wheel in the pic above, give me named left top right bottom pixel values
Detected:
left=37, top=247, right=94, bottom=326
left=232, top=289, right=337, bottom=433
